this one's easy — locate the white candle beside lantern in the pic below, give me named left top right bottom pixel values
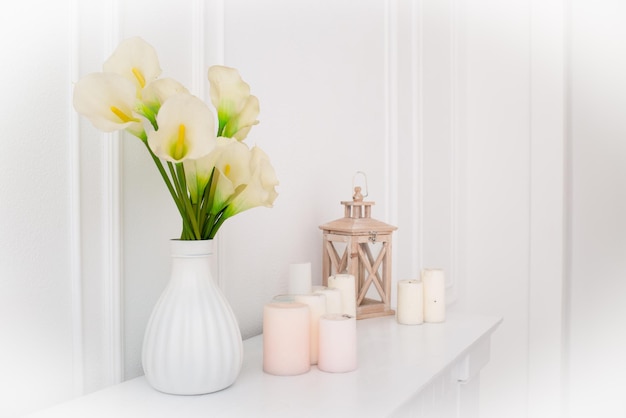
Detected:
left=396, top=279, right=424, bottom=325
left=422, top=269, right=446, bottom=323
left=327, top=274, right=357, bottom=317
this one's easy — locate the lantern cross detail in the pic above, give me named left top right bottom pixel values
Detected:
left=324, top=239, right=349, bottom=273
left=356, top=242, right=387, bottom=306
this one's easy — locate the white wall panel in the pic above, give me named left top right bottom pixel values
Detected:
left=393, top=0, right=462, bottom=309
left=458, top=1, right=532, bottom=416
left=76, top=0, right=125, bottom=394
left=568, top=1, right=626, bottom=416
left=0, top=1, right=76, bottom=415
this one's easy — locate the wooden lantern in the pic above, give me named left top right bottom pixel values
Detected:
left=319, top=186, right=397, bottom=319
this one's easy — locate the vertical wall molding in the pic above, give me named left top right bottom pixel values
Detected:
left=393, top=0, right=463, bottom=304
left=203, top=0, right=225, bottom=290
left=385, top=0, right=399, bottom=228
left=191, top=0, right=207, bottom=98
left=416, top=0, right=460, bottom=304
left=413, top=0, right=424, bottom=280
left=449, top=0, right=460, bottom=303
left=102, top=0, right=124, bottom=386
left=69, top=0, right=84, bottom=397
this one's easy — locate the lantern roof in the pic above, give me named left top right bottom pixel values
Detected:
left=319, top=187, right=397, bottom=235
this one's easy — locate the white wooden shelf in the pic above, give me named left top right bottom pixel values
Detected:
left=28, top=310, right=501, bottom=418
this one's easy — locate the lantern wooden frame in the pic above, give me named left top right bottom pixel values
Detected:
left=319, top=187, right=397, bottom=319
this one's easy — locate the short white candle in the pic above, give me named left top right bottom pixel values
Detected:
left=313, top=287, right=343, bottom=314
left=318, top=314, right=357, bottom=373
left=397, top=279, right=424, bottom=325
left=327, top=274, right=357, bottom=317
left=422, top=269, right=446, bottom=323
left=262, top=302, right=311, bottom=376
left=288, top=262, right=312, bottom=295
left=294, top=294, right=326, bottom=365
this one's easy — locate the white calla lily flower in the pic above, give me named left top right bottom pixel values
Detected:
left=226, top=95, right=260, bottom=141
left=148, top=93, right=216, bottom=163
left=208, top=65, right=259, bottom=140
left=139, top=78, right=190, bottom=130
left=184, top=137, right=251, bottom=207
left=103, top=37, right=162, bottom=93
left=224, top=146, right=278, bottom=218
left=142, top=78, right=189, bottom=111
left=73, top=72, right=143, bottom=134
left=209, top=138, right=252, bottom=213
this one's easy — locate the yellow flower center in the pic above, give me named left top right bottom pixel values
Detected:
left=172, top=124, right=187, bottom=160
left=224, top=164, right=231, bottom=177
left=132, top=67, right=146, bottom=88
left=110, top=106, right=139, bottom=123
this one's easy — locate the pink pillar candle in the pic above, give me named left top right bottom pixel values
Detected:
left=318, top=314, right=357, bottom=373
left=263, top=302, right=311, bottom=376
left=294, top=294, right=326, bottom=365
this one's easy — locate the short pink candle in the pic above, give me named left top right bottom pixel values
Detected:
left=318, top=314, right=357, bottom=373
left=263, top=302, right=311, bottom=376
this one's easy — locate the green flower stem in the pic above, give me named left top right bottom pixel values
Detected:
left=174, top=162, right=202, bottom=240
left=166, top=162, right=190, bottom=239
left=204, top=212, right=216, bottom=239
left=209, top=210, right=230, bottom=239
left=139, top=139, right=194, bottom=238
left=198, top=169, right=216, bottom=239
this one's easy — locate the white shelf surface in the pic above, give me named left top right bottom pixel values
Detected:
left=28, top=310, right=501, bottom=418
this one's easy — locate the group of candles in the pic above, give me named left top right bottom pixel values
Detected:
left=263, top=262, right=358, bottom=376
left=262, top=263, right=447, bottom=376
left=396, top=269, right=446, bottom=325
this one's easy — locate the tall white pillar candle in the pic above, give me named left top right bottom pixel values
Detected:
left=397, top=279, right=424, bottom=325
left=294, top=294, right=326, bottom=365
left=318, top=314, right=357, bottom=373
left=327, top=274, right=357, bottom=317
left=262, top=302, right=311, bottom=376
left=313, top=287, right=343, bottom=314
left=288, top=262, right=312, bottom=295
left=422, top=269, right=446, bottom=323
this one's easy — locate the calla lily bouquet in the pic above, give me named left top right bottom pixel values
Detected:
left=73, top=37, right=278, bottom=240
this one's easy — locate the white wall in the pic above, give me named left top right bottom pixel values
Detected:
left=568, top=1, right=626, bottom=416
left=2, top=0, right=626, bottom=417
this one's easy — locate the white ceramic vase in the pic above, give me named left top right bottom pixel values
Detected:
left=142, top=239, right=243, bottom=395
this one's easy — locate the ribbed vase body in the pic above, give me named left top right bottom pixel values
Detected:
left=142, top=240, right=243, bottom=395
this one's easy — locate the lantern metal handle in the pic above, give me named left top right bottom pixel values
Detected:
left=352, top=171, right=368, bottom=199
